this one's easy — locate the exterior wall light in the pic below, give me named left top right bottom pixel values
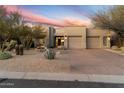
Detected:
left=61, top=40, right=64, bottom=42
left=64, top=36, right=67, bottom=40
left=107, top=37, right=111, bottom=41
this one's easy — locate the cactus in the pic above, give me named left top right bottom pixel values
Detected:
left=0, top=51, right=12, bottom=60
left=5, top=40, right=17, bottom=51
left=44, top=48, right=56, bottom=60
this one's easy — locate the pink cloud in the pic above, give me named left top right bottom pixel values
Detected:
left=3, top=5, right=91, bottom=27
left=63, top=18, right=90, bottom=26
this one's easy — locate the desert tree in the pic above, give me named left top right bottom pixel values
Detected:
left=91, top=6, right=124, bottom=46
left=32, top=25, right=47, bottom=47
left=0, top=6, right=24, bottom=51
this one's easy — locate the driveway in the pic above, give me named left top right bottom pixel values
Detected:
left=0, top=49, right=124, bottom=75
left=66, top=49, right=124, bottom=75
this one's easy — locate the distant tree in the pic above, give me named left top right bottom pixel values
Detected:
left=32, top=25, right=47, bottom=47
left=18, top=25, right=32, bottom=49
left=0, top=6, right=10, bottom=51
left=0, top=6, right=24, bottom=51
left=91, top=6, right=124, bottom=46
left=6, top=12, right=24, bottom=41
left=32, top=25, right=46, bottom=39
left=0, top=6, right=47, bottom=51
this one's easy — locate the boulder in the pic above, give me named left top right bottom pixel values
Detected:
left=111, top=46, right=118, bottom=50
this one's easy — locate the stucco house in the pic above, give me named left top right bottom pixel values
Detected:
left=47, top=26, right=115, bottom=49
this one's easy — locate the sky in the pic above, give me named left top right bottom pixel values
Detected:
left=4, top=5, right=110, bottom=27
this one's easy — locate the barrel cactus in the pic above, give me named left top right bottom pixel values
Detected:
left=44, top=49, right=56, bottom=60
left=0, top=51, right=12, bottom=60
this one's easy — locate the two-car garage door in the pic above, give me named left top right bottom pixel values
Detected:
left=68, top=36, right=83, bottom=49
left=67, top=36, right=101, bottom=49
left=86, top=36, right=100, bottom=48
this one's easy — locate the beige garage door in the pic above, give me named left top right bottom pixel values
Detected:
left=87, top=36, right=100, bottom=48
left=68, top=36, right=83, bottom=49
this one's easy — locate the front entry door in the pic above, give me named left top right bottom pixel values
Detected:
left=58, top=39, right=61, bottom=46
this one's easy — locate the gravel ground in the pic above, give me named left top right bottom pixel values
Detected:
left=0, top=49, right=124, bottom=75
left=0, top=49, right=70, bottom=73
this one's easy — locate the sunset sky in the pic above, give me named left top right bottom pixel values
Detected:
left=4, top=5, right=110, bottom=27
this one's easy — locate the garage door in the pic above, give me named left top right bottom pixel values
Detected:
left=68, top=36, right=83, bottom=49
left=87, top=36, right=100, bottom=48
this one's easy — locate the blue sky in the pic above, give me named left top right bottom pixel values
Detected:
left=20, top=5, right=107, bottom=20
left=7, top=5, right=110, bottom=27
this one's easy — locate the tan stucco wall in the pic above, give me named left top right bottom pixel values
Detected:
left=56, top=27, right=86, bottom=36
left=87, top=28, right=115, bottom=36
left=87, top=28, right=116, bottom=48
left=54, top=27, right=116, bottom=49
left=55, top=27, right=86, bottom=49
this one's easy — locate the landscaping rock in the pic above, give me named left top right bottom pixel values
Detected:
left=111, top=46, right=118, bottom=50
left=121, top=47, right=124, bottom=53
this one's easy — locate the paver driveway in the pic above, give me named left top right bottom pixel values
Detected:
left=67, top=49, right=124, bottom=75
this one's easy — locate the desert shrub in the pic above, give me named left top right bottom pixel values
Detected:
left=5, top=40, right=17, bottom=51
left=0, top=51, right=12, bottom=60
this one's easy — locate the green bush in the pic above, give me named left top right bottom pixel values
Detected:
left=0, top=51, right=12, bottom=60
left=44, top=49, right=56, bottom=60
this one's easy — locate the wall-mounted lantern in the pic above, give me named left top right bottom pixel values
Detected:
left=107, top=36, right=111, bottom=41
left=64, top=36, right=67, bottom=40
